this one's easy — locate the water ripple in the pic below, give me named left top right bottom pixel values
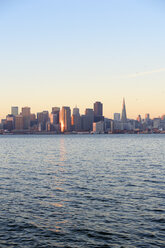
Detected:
left=0, top=134, right=165, bottom=247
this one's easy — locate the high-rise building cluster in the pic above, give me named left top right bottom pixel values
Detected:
left=0, top=99, right=165, bottom=134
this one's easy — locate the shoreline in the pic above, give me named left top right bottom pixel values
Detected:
left=0, top=131, right=165, bottom=135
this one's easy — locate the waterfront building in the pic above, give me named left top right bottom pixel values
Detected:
left=60, top=106, right=71, bottom=132
left=11, top=106, right=18, bottom=116
left=93, top=121, right=104, bottom=134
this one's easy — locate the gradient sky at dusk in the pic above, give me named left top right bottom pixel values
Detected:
left=0, top=0, right=165, bottom=119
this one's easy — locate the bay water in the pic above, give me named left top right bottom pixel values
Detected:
left=0, top=134, right=165, bottom=247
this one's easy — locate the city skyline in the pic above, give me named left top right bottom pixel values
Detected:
left=0, top=0, right=165, bottom=119
left=1, top=99, right=165, bottom=135
left=1, top=97, right=165, bottom=121
left=1, top=98, right=165, bottom=121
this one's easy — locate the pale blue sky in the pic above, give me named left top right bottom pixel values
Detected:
left=0, top=0, right=165, bottom=118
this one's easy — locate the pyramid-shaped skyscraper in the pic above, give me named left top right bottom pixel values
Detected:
left=121, top=98, right=127, bottom=123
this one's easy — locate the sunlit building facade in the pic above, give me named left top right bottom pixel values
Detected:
left=60, top=106, right=71, bottom=132
left=71, top=107, right=81, bottom=131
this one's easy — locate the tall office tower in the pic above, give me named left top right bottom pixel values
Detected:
left=114, top=113, right=120, bottom=121
left=22, top=107, right=30, bottom=116
left=121, top=98, right=127, bottom=123
left=60, top=106, right=71, bottom=132
left=73, top=107, right=79, bottom=116
left=42, top=111, right=49, bottom=125
left=81, top=115, right=90, bottom=131
left=49, top=112, right=60, bottom=132
left=94, top=101, right=103, bottom=116
left=22, top=107, right=31, bottom=129
left=85, top=108, right=94, bottom=131
left=15, top=115, right=24, bottom=130
left=11, top=106, right=18, bottom=116
left=71, top=107, right=81, bottom=131
left=37, top=111, right=49, bottom=131
left=52, top=107, right=60, bottom=113
left=93, top=101, right=104, bottom=122
left=52, top=107, right=60, bottom=124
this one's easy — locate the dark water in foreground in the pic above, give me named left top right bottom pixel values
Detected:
left=0, top=134, right=165, bottom=247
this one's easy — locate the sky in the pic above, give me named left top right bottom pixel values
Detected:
left=0, top=0, right=165, bottom=119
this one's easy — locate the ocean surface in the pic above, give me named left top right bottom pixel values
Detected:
left=0, top=134, right=165, bottom=248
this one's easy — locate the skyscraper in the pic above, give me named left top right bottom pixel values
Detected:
left=51, top=107, right=60, bottom=125
left=121, top=98, right=127, bottom=123
left=15, top=115, right=24, bottom=130
left=85, top=108, right=94, bottom=131
left=93, top=101, right=104, bottom=122
left=73, top=106, right=79, bottom=116
left=22, top=107, right=30, bottom=117
left=22, top=107, right=31, bottom=129
left=37, top=111, right=49, bottom=131
left=94, top=101, right=103, bottom=116
left=52, top=107, right=60, bottom=113
left=60, top=106, right=71, bottom=132
left=11, top=106, right=18, bottom=116
left=71, top=107, right=81, bottom=131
